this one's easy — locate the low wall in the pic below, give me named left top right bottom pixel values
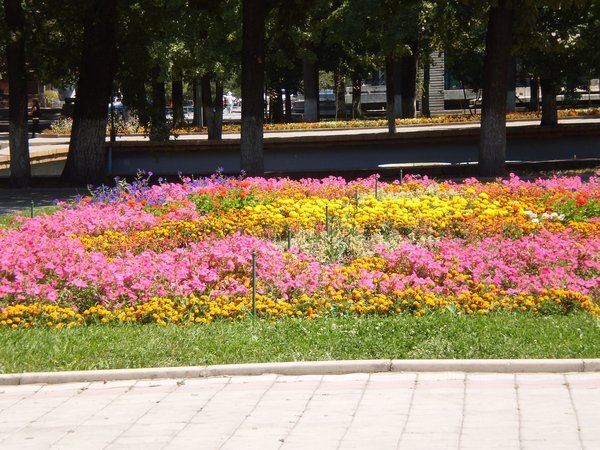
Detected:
left=106, top=123, right=600, bottom=177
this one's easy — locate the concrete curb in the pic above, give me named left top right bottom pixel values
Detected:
left=1, top=359, right=599, bottom=386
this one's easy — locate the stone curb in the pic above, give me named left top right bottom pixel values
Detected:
left=1, top=359, right=599, bottom=386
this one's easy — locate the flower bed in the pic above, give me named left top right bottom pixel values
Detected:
left=0, top=173, right=598, bottom=328
left=42, top=108, right=600, bottom=136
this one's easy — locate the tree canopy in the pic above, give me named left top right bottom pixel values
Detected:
left=2, top=0, right=598, bottom=183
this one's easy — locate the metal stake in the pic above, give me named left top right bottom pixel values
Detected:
left=325, top=205, right=330, bottom=237
left=287, top=227, right=291, bottom=251
left=252, top=251, right=257, bottom=318
left=400, top=169, right=403, bottom=184
left=30, top=200, right=34, bottom=218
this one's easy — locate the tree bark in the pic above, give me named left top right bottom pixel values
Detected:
left=393, top=58, right=402, bottom=118
left=540, top=77, right=558, bottom=126
left=385, top=55, right=396, bottom=134
left=171, top=73, right=185, bottom=128
left=479, top=0, right=513, bottom=178
left=284, top=86, right=292, bottom=122
left=422, top=58, right=431, bottom=118
left=302, top=58, right=319, bottom=122
left=506, top=56, right=516, bottom=113
left=240, top=0, right=266, bottom=176
left=334, top=72, right=346, bottom=120
left=201, top=75, right=223, bottom=140
left=213, top=81, right=223, bottom=138
left=192, top=77, right=203, bottom=127
left=3, top=0, right=30, bottom=187
left=352, top=78, right=362, bottom=119
left=529, top=76, right=540, bottom=112
left=400, top=43, right=418, bottom=119
left=201, top=75, right=213, bottom=134
left=121, top=76, right=149, bottom=130
left=271, top=87, right=284, bottom=123
left=149, top=66, right=168, bottom=141
left=62, top=0, right=117, bottom=185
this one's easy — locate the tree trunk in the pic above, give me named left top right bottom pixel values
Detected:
left=284, top=86, right=292, bottom=122
left=213, top=81, right=223, bottom=139
left=393, top=58, right=402, bottom=118
left=529, top=76, right=540, bottom=112
left=240, top=0, right=266, bottom=176
left=192, top=77, right=203, bottom=127
left=201, top=75, right=213, bottom=134
left=3, top=0, right=30, bottom=187
left=479, top=0, right=513, bottom=178
left=121, top=76, right=149, bottom=130
left=400, top=43, right=418, bottom=119
left=385, top=55, right=396, bottom=134
left=271, top=87, right=284, bottom=123
left=540, top=77, right=558, bottom=126
left=302, top=58, right=319, bottom=122
left=149, top=66, right=168, bottom=142
left=201, top=75, right=223, bottom=140
left=352, top=78, right=362, bottom=119
left=422, top=58, right=431, bottom=118
left=171, top=73, right=184, bottom=128
left=334, top=72, right=346, bottom=120
left=506, top=55, right=516, bottom=113
left=62, top=0, right=117, bottom=185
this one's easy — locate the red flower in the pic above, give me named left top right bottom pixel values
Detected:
left=576, top=195, right=588, bottom=207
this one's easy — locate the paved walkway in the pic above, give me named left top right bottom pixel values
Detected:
left=0, top=188, right=83, bottom=215
left=0, top=371, right=598, bottom=449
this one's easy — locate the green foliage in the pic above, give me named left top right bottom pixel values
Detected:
left=0, top=206, right=61, bottom=229
left=46, top=115, right=144, bottom=136
left=553, top=196, right=600, bottom=222
left=517, top=1, right=599, bottom=91
left=1, top=313, right=599, bottom=373
left=438, top=1, right=487, bottom=91
left=188, top=189, right=260, bottom=215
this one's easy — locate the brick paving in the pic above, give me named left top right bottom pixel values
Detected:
left=0, top=372, right=598, bottom=449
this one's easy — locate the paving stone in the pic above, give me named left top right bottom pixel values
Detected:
left=1, top=371, right=599, bottom=448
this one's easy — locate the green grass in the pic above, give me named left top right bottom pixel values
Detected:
left=0, top=206, right=61, bottom=228
left=1, top=312, right=599, bottom=373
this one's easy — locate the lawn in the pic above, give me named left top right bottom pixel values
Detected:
left=1, top=313, right=599, bottom=373
left=0, top=172, right=598, bottom=373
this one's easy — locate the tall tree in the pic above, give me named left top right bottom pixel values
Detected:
left=171, top=72, right=185, bottom=128
left=2, top=0, right=30, bottom=187
left=400, top=40, right=418, bottom=118
left=62, top=0, right=118, bottom=184
left=439, top=1, right=487, bottom=114
left=201, top=75, right=223, bottom=140
left=302, top=59, right=319, bottom=122
left=149, top=65, right=168, bottom=141
left=385, top=55, right=396, bottom=133
left=479, top=0, right=514, bottom=177
left=240, top=0, right=267, bottom=176
left=518, top=1, right=596, bottom=126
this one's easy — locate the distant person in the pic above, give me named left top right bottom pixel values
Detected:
left=225, top=91, right=235, bottom=114
left=29, top=99, right=41, bottom=138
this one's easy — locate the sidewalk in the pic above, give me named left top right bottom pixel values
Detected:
left=0, top=187, right=83, bottom=215
left=0, top=370, right=598, bottom=449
